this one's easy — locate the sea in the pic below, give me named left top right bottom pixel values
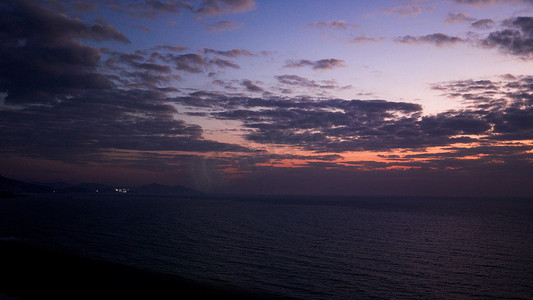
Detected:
left=1, top=194, right=532, bottom=299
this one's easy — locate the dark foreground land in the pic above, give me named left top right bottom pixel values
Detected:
left=0, top=240, right=282, bottom=300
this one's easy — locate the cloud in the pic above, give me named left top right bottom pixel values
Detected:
left=394, top=16, right=533, bottom=58
left=241, top=80, right=263, bottom=92
left=109, top=0, right=193, bottom=19
left=480, top=17, right=533, bottom=58
left=0, top=88, right=252, bottom=165
left=275, top=75, right=340, bottom=89
left=166, top=53, right=207, bottom=73
left=471, top=19, right=495, bottom=30
left=453, top=0, right=533, bottom=7
left=152, top=45, right=188, bottom=52
left=145, top=0, right=187, bottom=13
left=445, top=12, right=476, bottom=24
left=210, top=57, right=240, bottom=69
left=349, top=36, right=385, bottom=44
left=396, top=33, right=465, bottom=46
left=202, top=48, right=254, bottom=57
left=0, top=0, right=255, bottom=171
left=0, top=1, right=130, bottom=43
left=284, top=58, right=345, bottom=70
left=176, top=74, right=533, bottom=154
left=383, top=5, right=433, bottom=17
left=180, top=96, right=430, bottom=152
left=206, top=20, right=243, bottom=32
left=0, top=0, right=131, bottom=104
left=102, top=49, right=183, bottom=89
left=159, top=52, right=239, bottom=73
left=82, top=0, right=255, bottom=20
left=195, top=0, right=256, bottom=17
left=307, top=20, right=358, bottom=30
left=276, top=75, right=319, bottom=88
left=432, top=75, right=533, bottom=141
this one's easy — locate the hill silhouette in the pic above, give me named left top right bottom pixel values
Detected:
left=0, top=175, right=200, bottom=197
left=0, top=175, right=52, bottom=194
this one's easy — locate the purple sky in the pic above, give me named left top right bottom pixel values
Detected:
left=1, top=0, right=533, bottom=196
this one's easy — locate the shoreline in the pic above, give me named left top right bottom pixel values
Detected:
left=0, top=240, right=286, bottom=300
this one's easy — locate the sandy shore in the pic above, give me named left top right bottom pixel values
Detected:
left=0, top=240, right=285, bottom=299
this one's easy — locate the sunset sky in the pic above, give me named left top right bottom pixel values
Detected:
left=1, top=0, right=533, bottom=196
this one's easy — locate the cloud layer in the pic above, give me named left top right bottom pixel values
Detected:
left=1, top=0, right=532, bottom=195
left=397, top=16, right=533, bottom=58
left=284, top=59, right=345, bottom=70
left=0, top=0, right=129, bottom=104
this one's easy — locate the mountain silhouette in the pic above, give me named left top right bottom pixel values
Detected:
left=0, top=175, right=200, bottom=196
left=0, top=175, right=52, bottom=194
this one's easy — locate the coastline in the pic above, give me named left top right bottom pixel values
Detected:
left=0, top=240, right=285, bottom=300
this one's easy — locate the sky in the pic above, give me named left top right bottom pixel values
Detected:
left=1, top=0, right=533, bottom=196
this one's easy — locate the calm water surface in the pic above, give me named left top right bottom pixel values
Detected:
left=1, top=194, right=532, bottom=299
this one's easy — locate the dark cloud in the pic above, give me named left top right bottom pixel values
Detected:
left=175, top=75, right=533, bottom=154
left=102, top=49, right=182, bottom=89
left=169, top=53, right=207, bottom=73
left=242, top=80, right=263, bottom=92
left=152, top=45, right=188, bottom=52
left=396, top=16, right=533, bottom=59
left=307, top=20, right=358, bottom=30
left=195, top=0, right=255, bottom=17
left=431, top=76, right=533, bottom=141
left=419, top=112, right=491, bottom=136
left=0, top=0, right=130, bottom=44
left=275, top=75, right=339, bottom=89
left=179, top=96, right=429, bottom=152
left=407, top=144, right=533, bottom=160
left=431, top=79, right=499, bottom=96
left=202, top=48, right=254, bottom=57
left=276, top=75, right=320, bottom=88
left=480, top=17, right=533, bottom=58
left=0, top=88, right=252, bottom=164
left=125, top=59, right=172, bottom=73
left=0, top=0, right=132, bottom=104
left=396, top=33, right=465, bottom=46
left=445, top=12, right=475, bottom=24
left=284, top=59, right=345, bottom=70
left=159, top=52, right=240, bottom=73
left=471, top=19, right=495, bottom=30
left=210, top=57, right=240, bottom=69
left=0, top=0, right=254, bottom=175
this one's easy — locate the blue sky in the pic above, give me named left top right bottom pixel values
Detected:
left=1, top=0, right=533, bottom=196
left=72, top=0, right=533, bottom=112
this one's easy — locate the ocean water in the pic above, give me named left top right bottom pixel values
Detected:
left=1, top=194, right=532, bottom=299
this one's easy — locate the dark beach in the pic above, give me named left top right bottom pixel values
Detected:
left=0, top=240, right=282, bottom=300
